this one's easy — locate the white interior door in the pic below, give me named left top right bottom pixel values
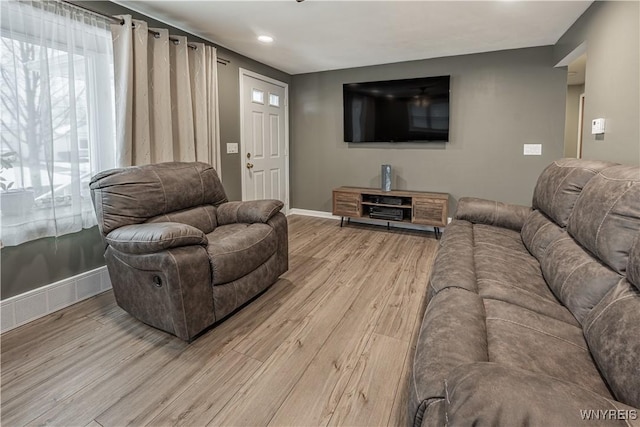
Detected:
left=240, top=69, right=289, bottom=211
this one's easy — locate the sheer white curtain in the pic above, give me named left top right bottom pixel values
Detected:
left=110, top=16, right=221, bottom=169
left=0, top=0, right=116, bottom=247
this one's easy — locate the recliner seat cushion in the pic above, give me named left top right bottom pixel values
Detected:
left=207, top=223, right=277, bottom=285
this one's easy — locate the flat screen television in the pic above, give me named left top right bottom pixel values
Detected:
left=343, top=75, right=450, bottom=143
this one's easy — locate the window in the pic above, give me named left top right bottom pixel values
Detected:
left=0, top=0, right=116, bottom=246
left=269, top=93, right=279, bottom=107
left=251, top=88, right=264, bottom=104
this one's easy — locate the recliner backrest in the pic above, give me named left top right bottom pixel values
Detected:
left=90, top=162, right=227, bottom=236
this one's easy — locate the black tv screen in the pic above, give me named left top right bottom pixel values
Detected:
left=343, top=76, right=450, bottom=143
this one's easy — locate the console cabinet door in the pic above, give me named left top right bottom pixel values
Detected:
left=333, top=191, right=361, bottom=217
left=412, top=196, right=447, bottom=226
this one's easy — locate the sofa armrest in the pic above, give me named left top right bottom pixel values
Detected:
left=105, top=222, right=207, bottom=254
left=454, top=197, right=532, bottom=231
left=217, top=200, right=284, bottom=225
left=438, top=362, right=640, bottom=427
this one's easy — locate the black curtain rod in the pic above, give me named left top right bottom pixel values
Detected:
left=60, top=0, right=230, bottom=65
left=60, top=0, right=123, bottom=24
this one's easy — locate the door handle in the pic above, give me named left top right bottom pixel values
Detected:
left=246, top=162, right=254, bottom=169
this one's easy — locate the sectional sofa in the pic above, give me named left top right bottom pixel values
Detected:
left=410, top=159, right=640, bottom=426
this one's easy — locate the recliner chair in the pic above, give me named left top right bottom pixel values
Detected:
left=90, top=162, right=288, bottom=341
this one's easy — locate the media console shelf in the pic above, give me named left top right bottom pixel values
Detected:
left=332, top=186, right=450, bottom=238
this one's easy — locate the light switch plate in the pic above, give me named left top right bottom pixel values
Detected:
left=226, top=143, right=238, bottom=154
left=523, top=144, right=542, bottom=156
left=592, top=118, right=605, bottom=135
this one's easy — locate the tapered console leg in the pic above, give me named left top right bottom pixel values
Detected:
left=340, top=217, right=344, bottom=227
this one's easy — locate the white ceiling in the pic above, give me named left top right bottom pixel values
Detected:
left=115, top=0, right=593, bottom=75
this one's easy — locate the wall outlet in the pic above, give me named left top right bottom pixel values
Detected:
left=226, top=143, right=239, bottom=154
left=523, top=144, right=542, bottom=156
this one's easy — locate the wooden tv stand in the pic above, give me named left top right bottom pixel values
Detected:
left=332, top=187, right=450, bottom=238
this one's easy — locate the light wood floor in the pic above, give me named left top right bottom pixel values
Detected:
left=1, top=215, right=438, bottom=427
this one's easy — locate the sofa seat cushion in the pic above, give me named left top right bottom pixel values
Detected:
left=443, top=363, right=636, bottom=427
left=207, top=223, right=277, bottom=285
left=473, top=225, right=549, bottom=300
left=433, top=221, right=578, bottom=325
left=410, top=288, right=489, bottom=426
left=478, top=281, right=579, bottom=326
left=472, top=224, right=579, bottom=325
left=484, top=299, right=613, bottom=399
left=473, top=224, right=531, bottom=255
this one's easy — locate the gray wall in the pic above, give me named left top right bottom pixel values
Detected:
left=290, top=47, right=567, bottom=213
left=555, top=1, right=639, bottom=164
left=1, top=1, right=291, bottom=300
left=1, top=228, right=105, bottom=299
left=564, top=84, right=585, bottom=158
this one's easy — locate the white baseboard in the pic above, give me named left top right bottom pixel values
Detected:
left=288, top=208, right=341, bottom=220
left=1, top=266, right=111, bottom=334
left=288, top=208, right=444, bottom=233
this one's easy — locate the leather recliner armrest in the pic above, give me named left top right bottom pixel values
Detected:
left=105, top=222, right=208, bottom=254
left=217, top=200, right=284, bottom=225
left=454, top=197, right=532, bottom=232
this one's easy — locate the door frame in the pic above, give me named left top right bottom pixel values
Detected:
left=238, top=68, right=290, bottom=213
left=576, top=93, right=585, bottom=158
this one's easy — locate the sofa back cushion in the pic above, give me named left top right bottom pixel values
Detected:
left=627, top=234, right=640, bottom=292
left=532, top=159, right=616, bottom=227
left=567, top=165, right=640, bottom=275
left=541, top=236, right=622, bottom=324
left=90, top=162, right=227, bottom=236
left=521, top=210, right=565, bottom=261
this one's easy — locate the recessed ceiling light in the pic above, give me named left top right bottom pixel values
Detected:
left=258, top=35, right=274, bottom=43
